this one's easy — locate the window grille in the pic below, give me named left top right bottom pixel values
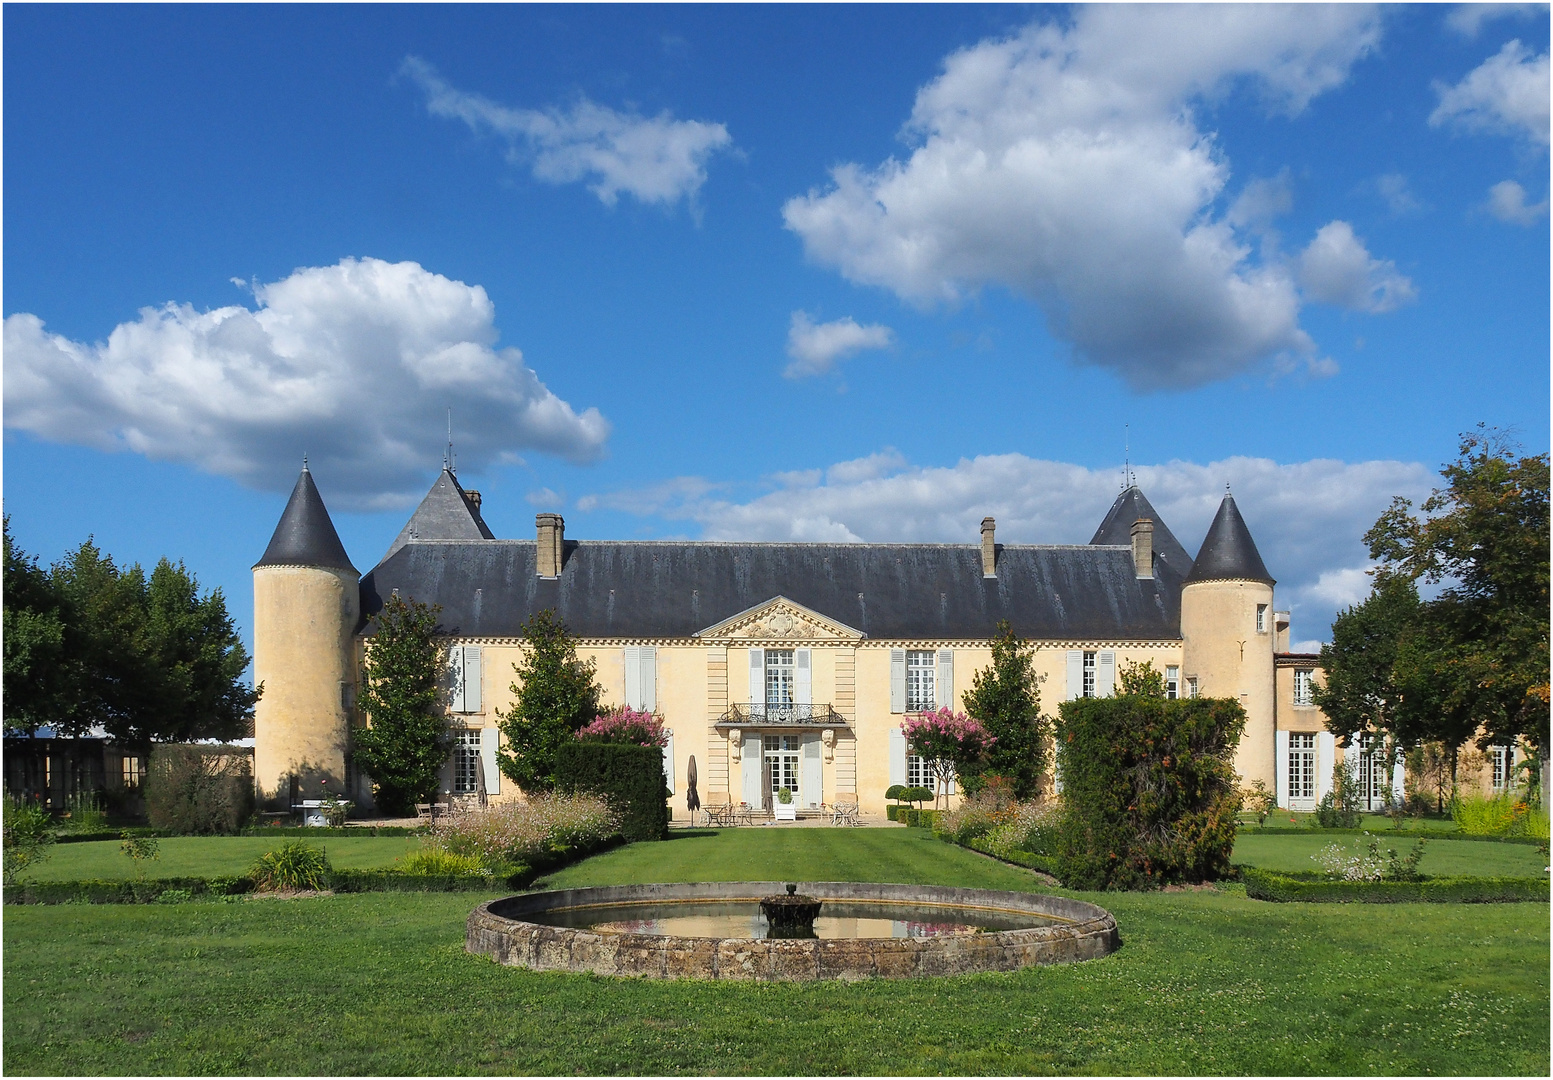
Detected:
left=1491, top=746, right=1510, bottom=792
left=122, top=756, right=144, bottom=789
left=765, top=650, right=795, bottom=705
left=453, top=730, right=482, bottom=794
left=1289, top=733, right=1316, bottom=800
left=1165, top=666, right=1180, bottom=700
left=1256, top=604, right=1268, bottom=633
left=1293, top=669, right=1315, bottom=706
left=906, top=651, right=936, bottom=711
left=1082, top=651, right=1096, bottom=698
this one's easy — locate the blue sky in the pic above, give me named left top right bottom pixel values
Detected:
left=5, top=3, right=1548, bottom=655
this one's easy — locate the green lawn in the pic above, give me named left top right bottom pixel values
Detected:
left=25, top=835, right=427, bottom=881
left=5, top=827, right=1548, bottom=1075
left=1232, top=831, right=1549, bottom=877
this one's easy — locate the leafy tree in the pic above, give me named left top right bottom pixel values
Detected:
left=1364, top=428, right=1549, bottom=795
left=1118, top=659, right=1167, bottom=698
left=961, top=621, right=1051, bottom=799
left=902, top=708, right=995, bottom=810
left=3, top=517, right=66, bottom=733
left=1315, top=575, right=1420, bottom=748
left=496, top=609, right=603, bottom=793
left=137, top=559, right=257, bottom=744
left=351, top=595, right=452, bottom=816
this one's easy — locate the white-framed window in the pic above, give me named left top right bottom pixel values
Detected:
left=1491, top=746, right=1511, bottom=792
left=1256, top=604, right=1268, bottom=633
left=765, top=649, right=795, bottom=705
left=1082, top=651, right=1096, bottom=698
left=1165, top=666, right=1180, bottom=700
left=1289, top=732, right=1316, bottom=803
left=453, top=729, right=482, bottom=794
left=1186, top=676, right=1199, bottom=699
left=906, top=650, right=936, bottom=711
left=907, top=754, right=954, bottom=794
left=764, top=734, right=800, bottom=799
left=122, top=755, right=144, bottom=789
left=449, top=645, right=482, bottom=714
left=1293, top=669, right=1315, bottom=707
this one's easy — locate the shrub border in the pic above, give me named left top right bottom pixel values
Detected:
left=1242, top=867, right=1549, bottom=903
left=1241, top=826, right=1545, bottom=845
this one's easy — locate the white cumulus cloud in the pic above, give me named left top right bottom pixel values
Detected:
left=579, top=450, right=1433, bottom=639
left=784, top=312, right=895, bottom=377
left=1485, top=178, right=1550, bottom=223
left=1430, top=39, right=1550, bottom=146
left=1445, top=3, right=1545, bottom=39
left=1298, top=221, right=1418, bottom=313
left=781, top=5, right=1389, bottom=390
left=402, top=56, right=732, bottom=209
left=3, top=258, right=610, bottom=510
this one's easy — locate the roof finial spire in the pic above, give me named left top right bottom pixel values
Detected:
left=1225, top=481, right=1232, bottom=496
left=445, top=407, right=454, bottom=474
left=302, top=452, right=309, bottom=471
left=1124, top=425, right=1131, bottom=490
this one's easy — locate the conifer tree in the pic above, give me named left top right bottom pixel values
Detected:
left=351, top=595, right=451, bottom=816
left=961, top=620, right=1051, bottom=799
left=496, top=609, right=604, bottom=793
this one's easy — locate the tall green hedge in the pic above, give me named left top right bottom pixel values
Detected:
left=1055, top=695, right=1246, bottom=890
left=554, top=742, right=668, bottom=843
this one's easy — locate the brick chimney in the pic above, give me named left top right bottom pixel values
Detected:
left=1130, top=518, right=1154, bottom=578
left=536, top=513, right=564, bottom=578
left=980, top=517, right=997, bottom=577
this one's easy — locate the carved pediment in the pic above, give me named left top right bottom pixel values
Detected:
left=696, top=596, right=863, bottom=643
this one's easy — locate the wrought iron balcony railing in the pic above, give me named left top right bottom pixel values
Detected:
left=715, top=702, right=849, bottom=727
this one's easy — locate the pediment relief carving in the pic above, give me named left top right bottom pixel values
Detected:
left=696, top=596, right=863, bottom=643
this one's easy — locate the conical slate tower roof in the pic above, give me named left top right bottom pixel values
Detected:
left=381, top=469, right=494, bottom=564
left=254, top=466, right=357, bottom=574
left=1185, top=494, right=1274, bottom=586
left=1089, top=485, right=1193, bottom=577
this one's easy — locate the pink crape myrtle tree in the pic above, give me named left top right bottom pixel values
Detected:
left=575, top=707, right=668, bottom=748
left=902, top=708, right=995, bottom=811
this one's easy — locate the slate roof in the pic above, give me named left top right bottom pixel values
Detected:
left=1184, top=494, right=1275, bottom=586
left=360, top=540, right=1183, bottom=642
left=381, top=469, right=494, bottom=563
left=254, top=467, right=357, bottom=574
left=1089, top=486, right=1194, bottom=580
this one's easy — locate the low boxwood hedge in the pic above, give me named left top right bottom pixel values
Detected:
left=902, top=808, right=942, bottom=828
left=1243, top=867, right=1550, bottom=903
left=963, top=837, right=1060, bottom=877
left=1240, top=826, right=1545, bottom=845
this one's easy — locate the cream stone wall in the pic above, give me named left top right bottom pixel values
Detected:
left=253, top=565, right=359, bottom=803
left=1182, top=579, right=1277, bottom=790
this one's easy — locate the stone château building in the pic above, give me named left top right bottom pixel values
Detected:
left=252, top=464, right=1414, bottom=818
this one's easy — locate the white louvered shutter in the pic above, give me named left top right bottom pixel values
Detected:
left=742, top=730, right=764, bottom=806
left=888, top=726, right=907, bottom=786
left=1096, top=652, right=1115, bottom=697
left=640, top=647, right=657, bottom=712
left=480, top=728, right=501, bottom=794
left=663, top=730, right=675, bottom=795
left=936, top=650, right=954, bottom=710
left=462, top=646, right=481, bottom=713
left=624, top=646, right=641, bottom=710
left=448, top=647, right=465, bottom=713
left=1275, top=730, right=1290, bottom=809
left=748, top=648, right=765, bottom=707
left=1065, top=650, right=1083, bottom=701
left=795, top=649, right=812, bottom=706
left=1315, top=732, right=1336, bottom=801
left=802, top=734, right=822, bottom=808
left=889, top=649, right=906, bottom=713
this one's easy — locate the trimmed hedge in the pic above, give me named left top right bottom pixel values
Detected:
left=963, top=836, right=1060, bottom=877
left=1055, top=695, right=1245, bottom=890
left=239, top=825, right=424, bottom=838
left=1242, top=826, right=1545, bottom=845
left=901, top=808, right=941, bottom=829
left=555, top=742, right=669, bottom=843
left=1243, top=867, right=1550, bottom=903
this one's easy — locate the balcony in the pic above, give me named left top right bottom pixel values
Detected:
left=714, top=703, right=850, bottom=729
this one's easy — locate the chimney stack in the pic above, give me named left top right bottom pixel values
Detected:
left=980, top=517, right=997, bottom=577
left=1130, top=518, right=1154, bottom=578
left=536, top=513, right=565, bottom=578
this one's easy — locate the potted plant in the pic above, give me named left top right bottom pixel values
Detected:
left=774, top=787, right=797, bottom=822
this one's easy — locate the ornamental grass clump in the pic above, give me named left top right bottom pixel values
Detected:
left=429, top=793, right=617, bottom=867
left=250, top=840, right=331, bottom=892
left=396, top=847, right=491, bottom=876
left=1453, top=792, right=1547, bottom=837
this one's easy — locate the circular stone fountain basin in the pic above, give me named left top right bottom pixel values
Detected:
left=467, top=881, right=1119, bottom=981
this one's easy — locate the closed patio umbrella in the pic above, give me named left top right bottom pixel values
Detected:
left=686, top=755, right=700, bottom=823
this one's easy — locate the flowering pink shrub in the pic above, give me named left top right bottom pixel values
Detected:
left=428, top=793, right=617, bottom=867
left=902, top=709, right=996, bottom=807
left=575, top=707, right=668, bottom=748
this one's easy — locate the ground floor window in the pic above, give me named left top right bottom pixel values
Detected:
left=765, top=734, right=800, bottom=800
left=907, top=754, right=954, bottom=795
left=453, top=729, right=482, bottom=794
left=121, top=755, right=144, bottom=789
left=1288, top=733, right=1316, bottom=804
left=1490, top=745, right=1511, bottom=792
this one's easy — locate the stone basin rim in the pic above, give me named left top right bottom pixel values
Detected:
left=466, top=881, right=1119, bottom=981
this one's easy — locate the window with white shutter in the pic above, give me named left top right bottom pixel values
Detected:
left=935, top=650, right=954, bottom=710
left=889, top=649, right=907, bottom=713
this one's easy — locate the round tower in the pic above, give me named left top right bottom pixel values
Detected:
left=252, top=464, right=360, bottom=808
left=1179, top=492, right=1277, bottom=791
